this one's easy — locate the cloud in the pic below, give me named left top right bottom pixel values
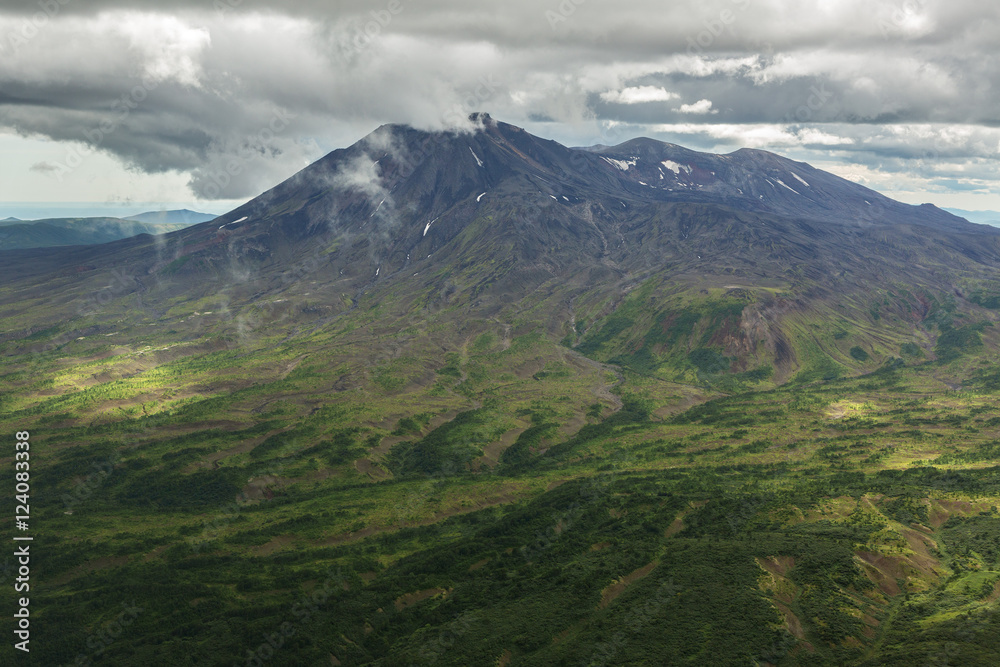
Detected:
left=0, top=1, right=998, bottom=206
left=332, top=152, right=388, bottom=201
left=600, top=86, right=678, bottom=104
left=114, top=13, right=211, bottom=87
left=676, top=99, right=716, bottom=115
left=29, top=161, right=60, bottom=174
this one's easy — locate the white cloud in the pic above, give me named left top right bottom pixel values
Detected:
left=648, top=122, right=861, bottom=149
left=797, top=128, right=852, bottom=146
left=676, top=99, right=716, bottom=114
left=600, top=85, right=678, bottom=104
left=113, top=13, right=211, bottom=87
left=0, top=2, right=999, bottom=209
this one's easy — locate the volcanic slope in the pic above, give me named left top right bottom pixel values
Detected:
left=4, top=113, right=1000, bottom=384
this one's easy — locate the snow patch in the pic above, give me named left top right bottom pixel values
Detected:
left=469, top=147, right=483, bottom=167
left=661, top=160, right=691, bottom=175
left=602, top=156, right=637, bottom=171
left=562, top=196, right=569, bottom=201
left=218, top=215, right=249, bottom=229
left=774, top=179, right=800, bottom=195
left=370, top=199, right=385, bottom=217
left=423, top=216, right=438, bottom=237
left=790, top=172, right=810, bottom=187
left=375, top=267, right=380, bottom=277
left=477, top=192, right=486, bottom=202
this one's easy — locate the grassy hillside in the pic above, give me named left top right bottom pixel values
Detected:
left=4, top=279, right=1000, bottom=665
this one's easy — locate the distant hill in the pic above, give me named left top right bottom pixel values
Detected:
left=125, top=209, right=216, bottom=225
left=945, top=207, right=1000, bottom=227
left=0, top=216, right=191, bottom=250
left=0, top=217, right=20, bottom=223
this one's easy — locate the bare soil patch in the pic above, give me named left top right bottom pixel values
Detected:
left=598, top=561, right=657, bottom=609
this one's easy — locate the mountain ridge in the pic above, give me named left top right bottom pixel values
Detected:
left=0, top=215, right=194, bottom=251
left=124, top=209, right=216, bottom=225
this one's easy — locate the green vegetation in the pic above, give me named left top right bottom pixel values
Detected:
left=936, top=322, right=989, bottom=361
left=5, top=270, right=1000, bottom=666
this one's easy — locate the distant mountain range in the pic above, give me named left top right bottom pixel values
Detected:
left=124, top=209, right=217, bottom=225
left=0, top=209, right=213, bottom=250
left=944, top=207, right=1000, bottom=227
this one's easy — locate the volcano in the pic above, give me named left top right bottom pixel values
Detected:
left=5, top=114, right=1000, bottom=382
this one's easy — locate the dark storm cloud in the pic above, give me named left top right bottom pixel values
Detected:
left=0, top=0, right=997, bottom=199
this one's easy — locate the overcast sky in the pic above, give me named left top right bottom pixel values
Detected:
left=1, top=0, right=998, bottom=215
